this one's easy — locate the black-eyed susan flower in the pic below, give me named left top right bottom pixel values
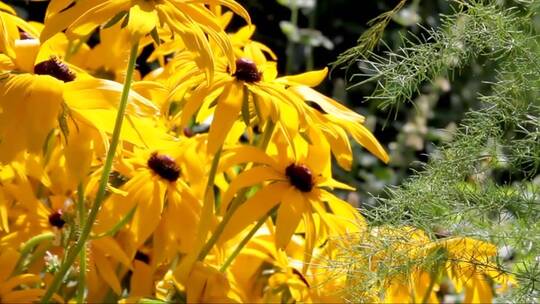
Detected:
left=217, top=127, right=358, bottom=252
left=167, top=47, right=312, bottom=155
left=0, top=34, right=170, bottom=176
left=40, top=0, right=250, bottom=80
left=94, top=140, right=204, bottom=262
left=285, top=71, right=390, bottom=168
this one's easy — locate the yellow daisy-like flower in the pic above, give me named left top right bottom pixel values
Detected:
left=41, top=0, right=251, bottom=79
left=287, top=76, right=390, bottom=168
left=0, top=36, right=169, bottom=169
left=94, top=143, right=203, bottom=262
left=166, top=36, right=387, bottom=166
left=218, top=127, right=358, bottom=251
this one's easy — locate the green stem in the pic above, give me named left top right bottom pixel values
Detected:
left=41, top=41, right=139, bottom=303
left=197, top=189, right=245, bottom=261
left=420, top=273, right=437, bottom=304
left=76, top=183, right=86, bottom=304
left=197, top=120, right=276, bottom=262
left=219, top=206, right=276, bottom=272
left=196, top=147, right=223, bottom=261
left=12, top=232, right=55, bottom=276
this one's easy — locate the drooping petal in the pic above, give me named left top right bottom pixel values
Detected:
left=290, top=85, right=365, bottom=123
left=275, top=187, right=305, bottom=249
left=130, top=260, right=153, bottom=297
left=92, top=236, right=132, bottom=268
left=127, top=179, right=165, bottom=255
left=67, top=0, right=130, bottom=38
left=219, top=182, right=286, bottom=243
left=93, top=248, right=123, bottom=295
left=219, top=145, right=278, bottom=171
left=277, top=67, right=328, bottom=87
left=207, top=81, right=244, bottom=154
left=220, top=165, right=283, bottom=214
left=0, top=274, right=41, bottom=295
left=348, top=121, right=390, bottom=164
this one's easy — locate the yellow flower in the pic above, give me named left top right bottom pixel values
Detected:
left=0, top=36, right=170, bottom=179
left=286, top=77, right=390, bottom=168
left=430, top=237, right=514, bottom=303
left=218, top=127, right=358, bottom=252
left=94, top=142, right=203, bottom=261
left=41, top=0, right=250, bottom=80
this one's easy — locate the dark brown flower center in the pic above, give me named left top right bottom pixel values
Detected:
left=147, top=152, right=180, bottom=182
left=285, top=163, right=314, bottom=192
left=34, top=57, right=76, bottom=82
left=233, top=58, right=261, bottom=83
left=48, top=210, right=66, bottom=229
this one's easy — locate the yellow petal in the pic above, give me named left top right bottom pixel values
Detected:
left=220, top=166, right=283, bottom=214
left=92, top=236, right=132, bottom=268
left=130, top=260, right=153, bottom=297
left=220, top=182, right=286, bottom=243
left=67, top=0, right=130, bottom=38
left=93, top=249, right=123, bottom=295
left=207, top=81, right=243, bottom=154
left=41, top=0, right=106, bottom=42
left=219, top=145, right=278, bottom=171
left=322, top=125, right=353, bottom=170
left=275, top=187, right=305, bottom=249
left=290, top=85, right=365, bottom=123
left=0, top=274, right=41, bottom=295
left=348, top=122, right=390, bottom=164
left=128, top=179, right=165, bottom=254
left=189, top=0, right=251, bottom=25
left=2, top=289, right=48, bottom=303
left=278, top=67, right=328, bottom=87
left=64, top=78, right=159, bottom=116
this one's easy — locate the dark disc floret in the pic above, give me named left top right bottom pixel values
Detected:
left=147, top=152, right=180, bottom=182
left=233, top=58, right=261, bottom=83
left=34, top=57, right=76, bottom=82
left=285, top=163, right=314, bottom=192
left=48, top=210, right=66, bottom=229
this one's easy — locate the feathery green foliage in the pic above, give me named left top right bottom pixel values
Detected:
left=336, top=0, right=540, bottom=302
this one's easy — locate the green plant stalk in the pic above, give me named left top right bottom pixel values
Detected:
left=41, top=41, right=139, bottom=303
left=12, top=232, right=55, bottom=276
left=219, top=206, right=277, bottom=272
left=76, top=183, right=86, bottom=304
left=196, top=147, right=223, bottom=261
left=197, top=120, right=276, bottom=262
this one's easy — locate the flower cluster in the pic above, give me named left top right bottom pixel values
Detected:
left=0, top=1, right=512, bottom=302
